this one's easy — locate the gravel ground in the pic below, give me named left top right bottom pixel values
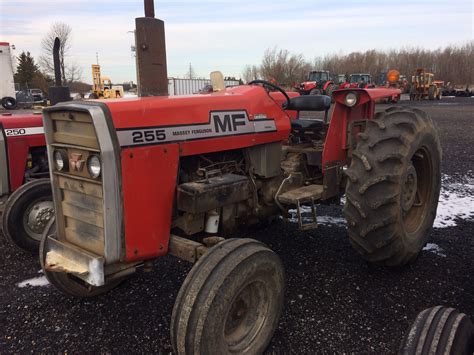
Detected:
left=1, top=97, right=473, bottom=353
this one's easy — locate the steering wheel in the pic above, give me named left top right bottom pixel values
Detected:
left=248, top=80, right=291, bottom=108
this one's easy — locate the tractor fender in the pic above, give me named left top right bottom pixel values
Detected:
left=322, top=81, right=334, bottom=91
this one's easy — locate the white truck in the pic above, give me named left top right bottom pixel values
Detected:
left=0, top=42, right=16, bottom=109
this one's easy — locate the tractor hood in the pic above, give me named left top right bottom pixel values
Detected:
left=45, top=85, right=296, bottom=159
left=0, top=112, right=44, bottom=132
left=100, top=85, right=288, bottom=130
left=301, top=81, right=317, bottom=91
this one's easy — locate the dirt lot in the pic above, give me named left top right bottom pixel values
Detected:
left=1, top=97, right=473, bottom=353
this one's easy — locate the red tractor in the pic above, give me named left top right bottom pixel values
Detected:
left=295, top=70, right=336, bottom=97
left=40, top=80, right=441, bottom=353
left=0, top=112, right=53, bottom=252
left=341, top=73, right=375, bottom=89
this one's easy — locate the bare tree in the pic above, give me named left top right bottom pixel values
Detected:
left=245, top=41, right=473, bottom=88
left=39, top=22, right=81, bottom=83
left=242, top=65, right=260, bottom=83
left=260, top=47, right=310, bottom=86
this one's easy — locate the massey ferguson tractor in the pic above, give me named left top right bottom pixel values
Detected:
left=40, top=79, right=441, bottom=353
left=295, top=70, right=336, bottom=97
left=0, top=112, right=53, bottom=252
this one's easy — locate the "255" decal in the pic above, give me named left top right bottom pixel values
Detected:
left=132, top=129, right=166, bottom=143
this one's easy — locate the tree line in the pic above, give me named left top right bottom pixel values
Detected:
left=242, top=42, right=474, bottom=87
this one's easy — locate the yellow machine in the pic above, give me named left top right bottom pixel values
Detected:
left=410, top=68, right=441, bottom=100
left=90, top=64, right=124, bottom=99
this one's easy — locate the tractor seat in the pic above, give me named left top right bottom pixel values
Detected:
left=284, top=95, right=331, bottom=112
left=291, top=119, right=325, bottom=140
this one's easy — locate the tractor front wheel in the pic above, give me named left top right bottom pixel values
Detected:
left=40, top=219, right=122, bottom=297
left=171, top=238, right=284, bottom=355
left=400, top=306, right=474, bottom=355
left=2, top=179, right=53, bottom=253
left=343, top=107, right=441, bottom=266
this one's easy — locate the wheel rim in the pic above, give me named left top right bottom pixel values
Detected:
left=23, top=199, right=54, bottom=241
left=224, top=280, right=269, bottom=352
left=402, top=147, right=433, bottom=234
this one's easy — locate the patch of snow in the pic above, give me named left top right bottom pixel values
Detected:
left=423, top=243, right=446, bottom=257
left=17, top=276, right=50, bottom=288
left=434, top=175, right=474, bottom=228
left=288, top=206, right=346, bottom=227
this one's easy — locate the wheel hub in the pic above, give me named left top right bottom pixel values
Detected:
left=224, top=281, right=268, bottom=351
left=401, top=165, right=418, bottom=212
left=25, top=200, right=54, bottom=240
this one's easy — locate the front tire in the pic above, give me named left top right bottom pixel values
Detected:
left=2, top=179, right=53, bottom=253
left=343, top=107, right=442, bottom=266
left=400, top=306, right=474, bottom=355
left=309, top=88, right=321, bottom=95
left=40, top=219, right=121, bottom=297
left=171, top=238, right=285, bottom=355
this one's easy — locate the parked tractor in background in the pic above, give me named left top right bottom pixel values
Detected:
left=334, top=74, right=347, bottom=87
left=342, top=73, right=375, bottom=89
left=295, top=70, right=336, bottom=97
left=90, top=64, right=124, bottom=99
left=410, top=68, right=441, bottom=101
left=0, top=112, right=53, bottom=253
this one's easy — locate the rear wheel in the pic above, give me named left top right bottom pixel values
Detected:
left=343, top=107, right=441, bottom=266
left=428, top=85, right=436, bottom=100
left=171, top=238, right=284, bottom=355
left=40, top=219, right=121, bottom=297
left=2, top=179, right=53, bottom=253
left=325, top=83, right=336, bottom=101
left=400, top=306, right=474, bottom=355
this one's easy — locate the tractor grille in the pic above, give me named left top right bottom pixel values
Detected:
left=49, top=111, right=105, bottom=256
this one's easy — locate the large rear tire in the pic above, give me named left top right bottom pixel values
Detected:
left=343, top=107, right=441, bottom=266
left=428, top=86, right=436, bottom=100
left=2, top=179, right=53, bottom=253
left=170, top=238, right=284, bottom=355
left=400, top=306, right=474, bottom=355
left=325, top=83, right=336, bottom=102
left=40, top=219, right=121, bottom=297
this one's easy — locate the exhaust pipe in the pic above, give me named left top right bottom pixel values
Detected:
left=48, top=37, right=71, bottom=105
left=135, top=0, right=168, bottom=97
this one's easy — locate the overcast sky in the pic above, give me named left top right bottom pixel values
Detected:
left=1, top=0, right=473, bottom=84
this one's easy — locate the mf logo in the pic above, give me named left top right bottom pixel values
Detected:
left=70, top=153, right=85, bottom=172
left=213, top=112, right=247, bottom=133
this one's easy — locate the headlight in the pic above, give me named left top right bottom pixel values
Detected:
left=54, top=150, right=68, bottom=171
left=344, top=92, right=358, bottom=107
left=87, top=155, right=101, bottom=179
